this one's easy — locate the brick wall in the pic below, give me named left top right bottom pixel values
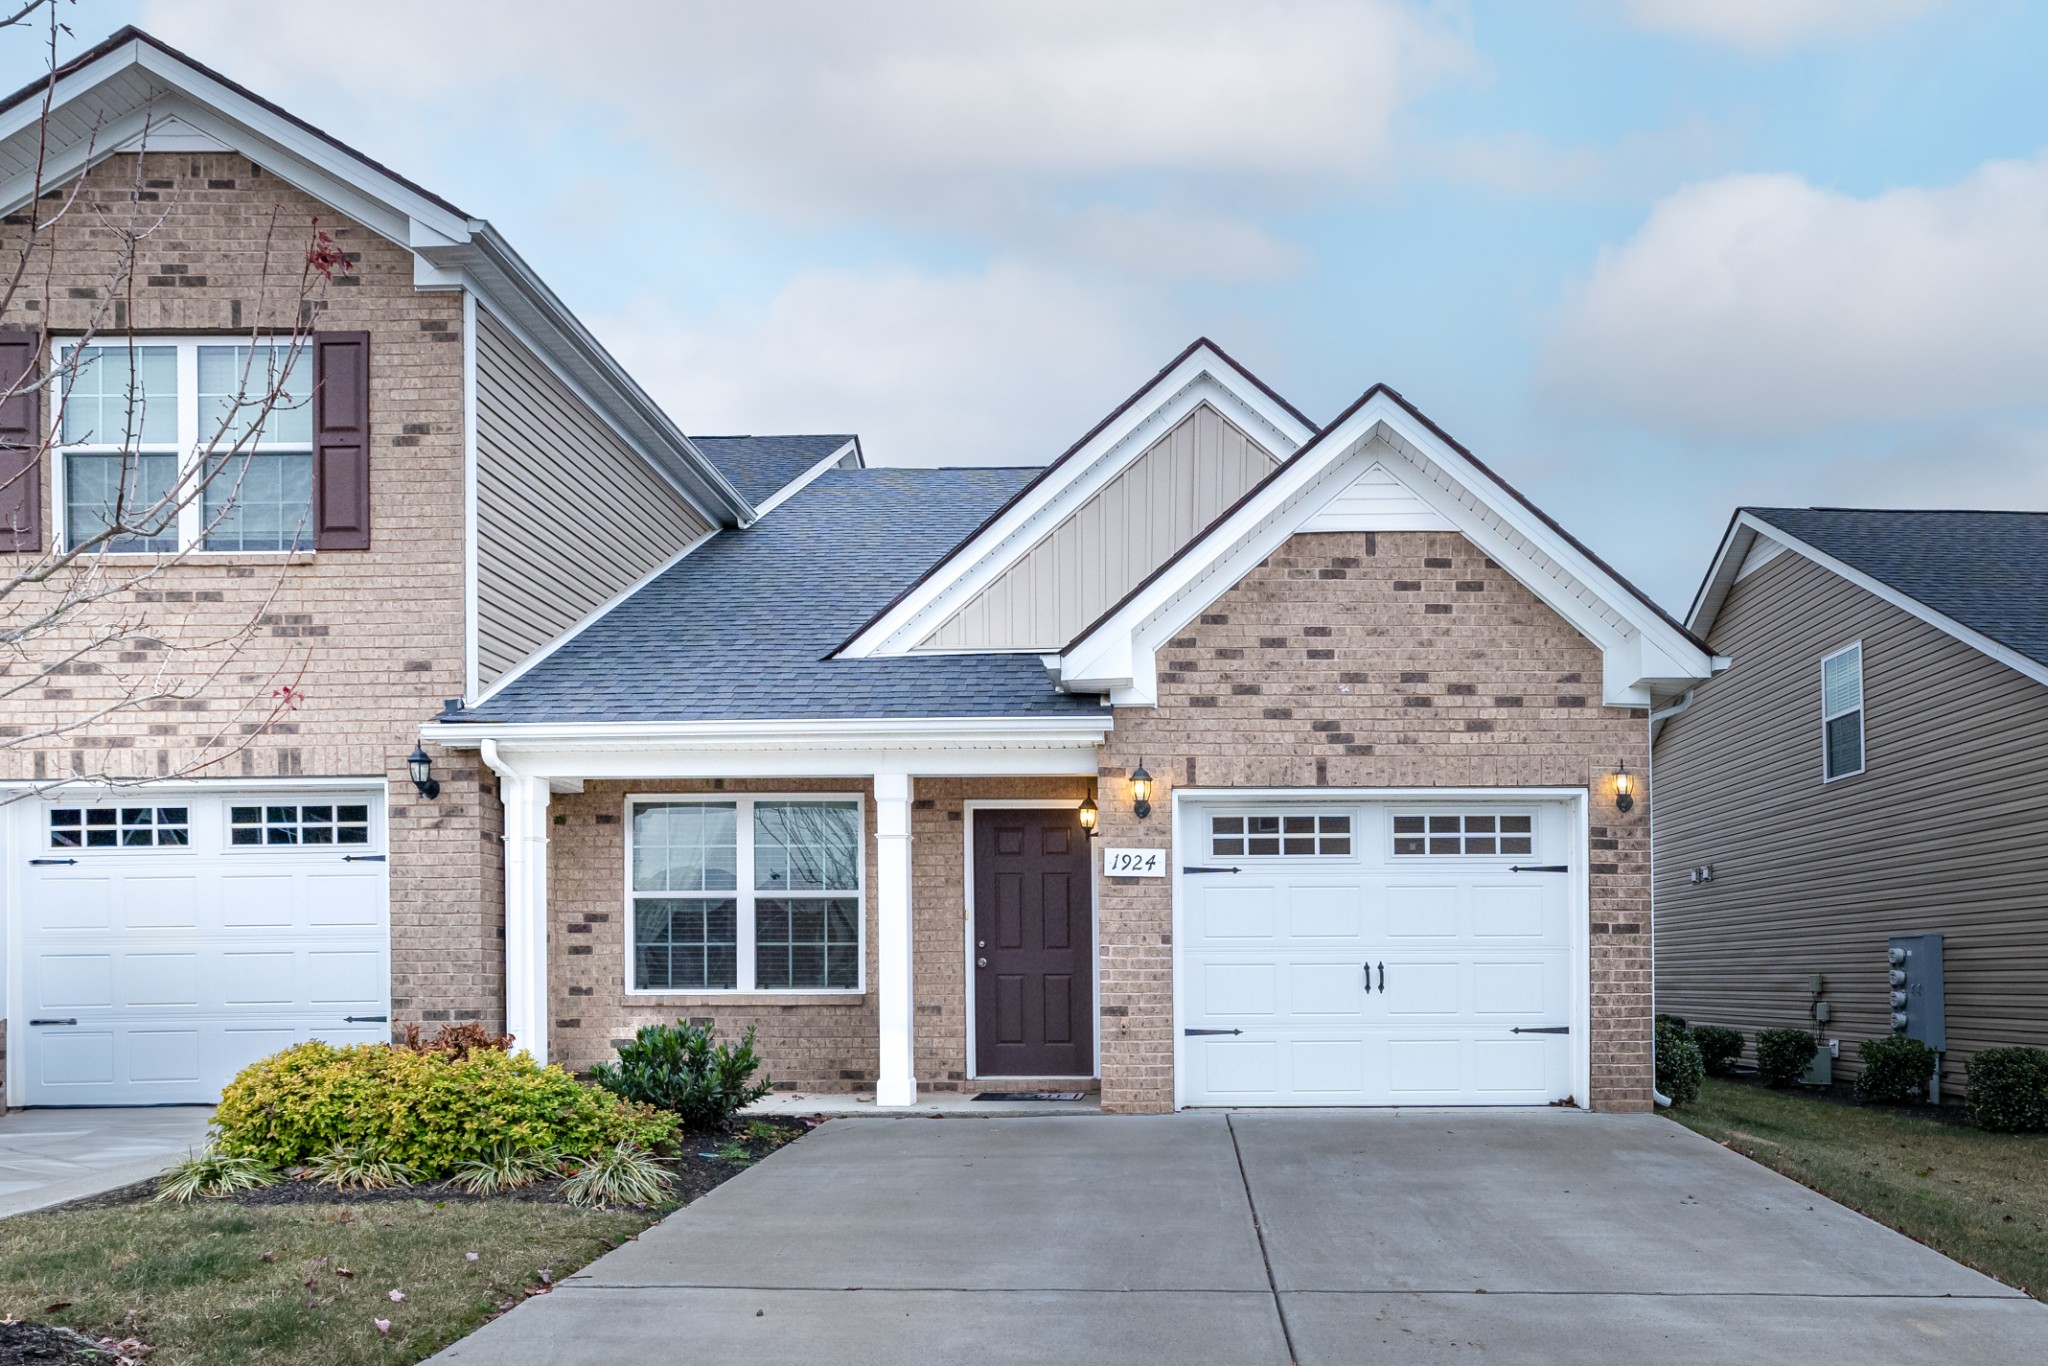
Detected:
left=0, top=153, right=500, bottom=1041
left=1092, top=530, right=1652, bottom=1114
left=546, top=779, right=879, bottom=1089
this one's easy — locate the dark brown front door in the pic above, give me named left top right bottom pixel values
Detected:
left=973, top=808, right=1093, bottom=1077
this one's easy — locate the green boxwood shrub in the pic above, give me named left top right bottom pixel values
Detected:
left=213, top=1041, right=678, bottom=1177
left=1655, top=1018, right=1703, bottom=1107
left=1691, top=1025, right=1745, bottom=1076
left=1855, top=1036, right=1936, bottom=1104
left=1755, top=1028, right=1818, bottom=1088
left=1654, top=1013, right=1689, bottom=1034
left=588, top=1021, right=772, bottom=1132
left=1966, top=1048, right=2048, bottom=1133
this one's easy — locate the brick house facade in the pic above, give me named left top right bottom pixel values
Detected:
left=4, top=29, right=1713, bottom=1116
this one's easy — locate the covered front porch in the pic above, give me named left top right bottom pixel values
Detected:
left=424, top=716, right=1112, bottom=1108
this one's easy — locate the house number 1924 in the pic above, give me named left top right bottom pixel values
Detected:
left=1103, top=847, right=1165, bottom=877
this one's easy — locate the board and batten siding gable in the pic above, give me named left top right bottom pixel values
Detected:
left=916, top=403, right=1278, bottom=651
left=1652, top=548, right=2048, bottom=1094
left=473, top=306, right=713, bottom=687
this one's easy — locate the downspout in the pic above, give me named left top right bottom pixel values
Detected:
left=1645, top=690, right=1696, bottom=1109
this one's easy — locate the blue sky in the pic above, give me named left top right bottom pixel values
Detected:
left=16, top=1, right=2048, bottom=609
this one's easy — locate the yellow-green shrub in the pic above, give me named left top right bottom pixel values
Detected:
left=213, top=1042, right=678, bottom=1177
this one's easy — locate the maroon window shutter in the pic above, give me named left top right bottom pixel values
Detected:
left=312, top=330, right=371, bottom=550
left=0, top=327, right=42, bottom=553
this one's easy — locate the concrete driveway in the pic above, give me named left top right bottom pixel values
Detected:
left=434, top=1110, right=2048, bottom=1365
left=0, top=1107, right=213, bottom=1218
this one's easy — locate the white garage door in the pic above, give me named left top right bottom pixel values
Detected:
left=1178, top=798, right=1575, bottom=1107
left=15, top=789, right=390, bottom=1106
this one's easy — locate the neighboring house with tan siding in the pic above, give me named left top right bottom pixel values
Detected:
left=1653, top=508, right=2048, bottom=1098
left=4, top=26, right=1721, bottom=1119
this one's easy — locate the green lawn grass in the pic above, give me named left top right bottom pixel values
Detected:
left=1670, top=1077, right=2048, bottom=1296
left=0, top=1197, right=662, bottom=1365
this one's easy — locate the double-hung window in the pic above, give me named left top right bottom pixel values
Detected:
left=628, top=796, right=863, bottom=993
left=1821, top=642, right=1865, bottom=781
left=56, top=337, right=313, bottom=553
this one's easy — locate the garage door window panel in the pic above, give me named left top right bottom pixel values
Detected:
left=1212, top=813, right=1351, bottom=857
left=629, top=797, right=863, bottom=994
left=49, top=805, right=189, bottom=849
left=229, top=803, right=370, bottom=846
left=1393, top=813, right=1532, bottom=857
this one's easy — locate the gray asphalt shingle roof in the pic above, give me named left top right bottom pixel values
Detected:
left=1751, top=507, right=2048, bottom=668
left=460, top=467, right=1105, bottom=725
left=691, top=435, right=856, bottom=507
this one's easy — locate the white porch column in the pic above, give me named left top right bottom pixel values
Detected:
left=486, top=741, right=551, bottom=1063
left=873, top=771, right=916, bottom=1106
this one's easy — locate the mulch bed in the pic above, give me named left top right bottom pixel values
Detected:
left=0, top=1322, right=143, bottom=1365
left=53, top=1114, right=817, bottom=1214
left=1714, top=1068, right=1974, bottom=1127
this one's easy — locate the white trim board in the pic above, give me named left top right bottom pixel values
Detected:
left=1056, top=392, right=1717, bottom=709
left=960, top=800, right=1099, bottom=1082
left=837, top=342, right=1316, bottom=659
left=752, top=439, right=863, bottom=519
left=1690, top=511, right=2048, bottom=691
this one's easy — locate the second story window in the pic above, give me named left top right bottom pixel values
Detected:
left=1822, top=641, right=1865, bottom=781
left=57, top=338, right=312, bottom=554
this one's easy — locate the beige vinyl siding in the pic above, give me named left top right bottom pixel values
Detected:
left=916, top=403, right=1277, bottom=651
left=1653, top=550, right=2048, bottom=1095
left=473, top=306, right=713, bottom=687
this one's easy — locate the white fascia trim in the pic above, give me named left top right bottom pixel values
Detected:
left=462, top=287, right=482, bottom=703
left=839, top=349, right=1316, bottom=659
left=1684, top=515, right=1754, bottom=634
left=1722, top=512, right=2048, bottom=691
left=0, top=774, right=387, bottom=794
left=752, top=438, right=861, bottom=518
left=470, top=526, right=719, bottom=707
left=425, top=715, right=1112, bottom=750
left=1059, top=396, right=1715, bottom=707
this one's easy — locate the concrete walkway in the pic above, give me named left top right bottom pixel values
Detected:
left=0, top=1107, right=213, bottom=1218
left=433, top=1109, right=2048, bottom=1365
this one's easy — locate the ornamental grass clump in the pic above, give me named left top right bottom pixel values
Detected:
left=560, top=1141, right=675, bottom=1209
left=213, top=1039, right=677, bottom=1180
left=450, top=1139, right=565, bottom=1195
left=154, top=1145, right=279, bottom=1202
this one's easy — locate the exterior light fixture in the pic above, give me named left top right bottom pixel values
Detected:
left=1130, top=760, right=1153, bottom=821
left=407, top=745, right=441, bottom=801
left=1613, top=761, right=1635, bottom=814
left=1077, top=788, right=1099, bottom=836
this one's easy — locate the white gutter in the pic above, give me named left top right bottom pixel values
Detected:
left=1645, top=689, right=1696, bottom=1110
left=423, top=714, right=1114, bottom=751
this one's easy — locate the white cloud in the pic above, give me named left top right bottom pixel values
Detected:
left=1616, top=0, right=1947, bottom=54
left=593, top=262, right=1187, bottom=467
left=1539, top=156, right=2048, bottom=436
left=139, top=0, right=1472, bottom=277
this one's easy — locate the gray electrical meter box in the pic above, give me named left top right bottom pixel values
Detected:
left=1887, top=933, right=1945, bottom=1052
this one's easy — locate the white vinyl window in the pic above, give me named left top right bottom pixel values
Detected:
left=627, top=796, right=864, bottom=994
left=55, top=337, right=313, bottom=553
left=1822, top=642, right=1865, bottom=781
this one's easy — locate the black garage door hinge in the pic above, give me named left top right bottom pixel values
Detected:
left=1181, top=865, right=1241, bottom=875
left=342, top=854, right=387, bottom=863
left=343, top=1015, right=389, bottom=1024
left=1509, top=864, right=1569, bottom=874
left=1184, top=1027, right=1243, bottom=1036
left=29, top=1018, right=78, bottom=1026
left=29, top=857, right=77, bottom=866
left=1512, top=1026, right=1571, bottom=1035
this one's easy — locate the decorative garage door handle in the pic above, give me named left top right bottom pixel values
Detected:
left=344, top=1015, right=389, bottom=1024
left=1184, top=1028, right=1242, bottom=1036
left=29, top=857, right=77, bottom=866
left=1378, top=961, right=1385, bottom=992
left=342, top=854, right=386, bottom=863
left=29, top=1018, right=77, bottom=1026
left=1512, top=1026, right=1571, bottom=1034
left=1509, top=864, right=1568, bottom=873
left=1181, top=865, right=1241, bottom=875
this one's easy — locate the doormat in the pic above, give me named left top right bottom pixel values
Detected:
left=971, top=1092, right=1087, bottom=1102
